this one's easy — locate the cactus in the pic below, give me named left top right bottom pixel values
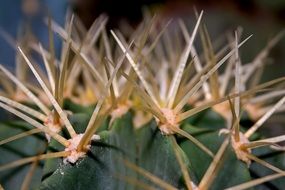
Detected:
left=0, top=10, right=285, bottom=190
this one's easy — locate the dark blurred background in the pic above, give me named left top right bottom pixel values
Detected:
left=0, top=0, right=285, bottom=79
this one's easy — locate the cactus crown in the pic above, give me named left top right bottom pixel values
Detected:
left=0, top=10, right=285, bottom=190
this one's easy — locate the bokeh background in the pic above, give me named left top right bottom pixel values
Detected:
left=0, top=0, right=285, bottom=79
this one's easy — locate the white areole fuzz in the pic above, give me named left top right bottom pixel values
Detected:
left=63, top=133, right=100, bottom=164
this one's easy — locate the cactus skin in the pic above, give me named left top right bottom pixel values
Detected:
left=39, top=112, right=183, bottom=190
left=2, top=104, right=284, bottom=189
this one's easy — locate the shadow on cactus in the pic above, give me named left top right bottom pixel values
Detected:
left=0, top=9, right=285, bottom=190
